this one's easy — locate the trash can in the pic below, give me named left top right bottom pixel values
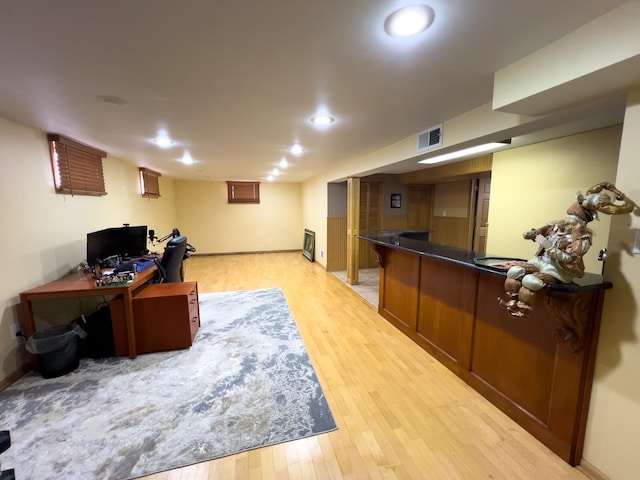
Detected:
left=25, top=324, right=87, bottom=379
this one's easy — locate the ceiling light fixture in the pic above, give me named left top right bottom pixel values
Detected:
left=279, top=158, right=289, bottom=169
left=180, top=151, right=194, bottom=165
left=290, top=143, right=304, bottom=155
left=98, top=95, right=126, bottom=106
left=384, top=4, right=434, bottom=38
left=267, top=175, right=275, bottom=182
left=310, top=115, right=335, bottom=126
left=271, top=168, right=280, bottom=176
left=153, top=131, right=174, bottom=148
left=418, top=140, right=511, bottom=165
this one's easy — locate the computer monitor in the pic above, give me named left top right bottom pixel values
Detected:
left=86, top=225, right=148, bottom=266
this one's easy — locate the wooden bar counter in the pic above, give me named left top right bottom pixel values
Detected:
left=359, top=231, right=610, bottom=466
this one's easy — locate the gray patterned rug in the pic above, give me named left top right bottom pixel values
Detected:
left=0, top=288, right=336, bottom=479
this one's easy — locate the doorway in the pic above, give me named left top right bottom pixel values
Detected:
left=472, top=177, right=491, bottom=252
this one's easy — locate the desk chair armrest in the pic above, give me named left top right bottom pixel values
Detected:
left=153, top=257, right=166, bottom=283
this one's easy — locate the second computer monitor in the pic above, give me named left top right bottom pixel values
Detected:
left=86, top=225, right=148, bottom=266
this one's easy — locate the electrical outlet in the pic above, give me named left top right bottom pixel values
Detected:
left=320, top=249, right=324, bottom=258
left=9, top=322, right=21, bottom=341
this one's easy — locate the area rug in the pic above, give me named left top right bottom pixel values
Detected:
left=0, top=288, right=337, bottom=479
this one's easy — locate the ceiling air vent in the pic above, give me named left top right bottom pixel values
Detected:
left=417, top=124, right=443, bottom=152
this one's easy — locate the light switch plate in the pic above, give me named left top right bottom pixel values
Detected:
left=9, top=322, right=20, bottom=341
left=633, top=229, right=640, bottom=255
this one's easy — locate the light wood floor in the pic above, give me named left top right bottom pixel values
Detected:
left=142, top=252, right=592, bottom=480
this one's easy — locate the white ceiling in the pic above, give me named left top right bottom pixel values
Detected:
left=0, top=1, right=629, bottom=183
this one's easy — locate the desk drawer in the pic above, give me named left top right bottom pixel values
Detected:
left=110, top=282, right=200, bottom=356
left=187, top=284, right=200, bottom=341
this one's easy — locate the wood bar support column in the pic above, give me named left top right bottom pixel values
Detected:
left=346, top=177, right=360, bottom=285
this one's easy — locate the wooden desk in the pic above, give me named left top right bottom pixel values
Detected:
left=19, top=263, right=157, bottom=363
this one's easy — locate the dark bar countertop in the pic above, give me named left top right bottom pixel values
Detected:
left=358, top=231, right=610, bottom=291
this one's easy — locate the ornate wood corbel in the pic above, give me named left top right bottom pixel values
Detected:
left=371, top=243, right=385, bottom=267
left=544, top=291, right=592, bottom=353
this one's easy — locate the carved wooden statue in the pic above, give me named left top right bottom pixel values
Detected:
left=498, top=182, right=636, bottom=318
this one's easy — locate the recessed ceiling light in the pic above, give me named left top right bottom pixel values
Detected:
left=154, top=137, right=174, bottom=148
left=384, top=5, right=434, bottom=38
left=279, top=158, right=289, bottom=169
left=311, top=115, right=335, bottom=125
left=290, top=143, right=304, bottom=155
left=180, top=151, right=194, bottom=165
left=267, top=175, right=275, bottom=182
left=271, top=168, right=280, bottom=176
left=153, top=131, right=174, bottom=148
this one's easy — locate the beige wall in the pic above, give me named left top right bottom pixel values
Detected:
left=0, top=117, right=178, bottom=383
left=302, top=174, right=331, bottom=268
left=582, top=88, right=640, bottom=479
left=487, top=126, right=621, bottom=274
left=174, top=180, right=302, bottom=254
left=433, top=180, right=471, bottom=219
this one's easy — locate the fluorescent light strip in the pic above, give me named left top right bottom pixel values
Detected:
left=418, top=142, right=509, bottom=165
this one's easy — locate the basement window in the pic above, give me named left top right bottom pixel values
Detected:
left=139, top=167, right=161, bottom=198
left=48, top=133, right=107, bottom=196
left=227, top=181, right=260, bottom=204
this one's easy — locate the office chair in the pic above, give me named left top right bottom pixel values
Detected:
left=153, top=235, right=189, bottom=283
